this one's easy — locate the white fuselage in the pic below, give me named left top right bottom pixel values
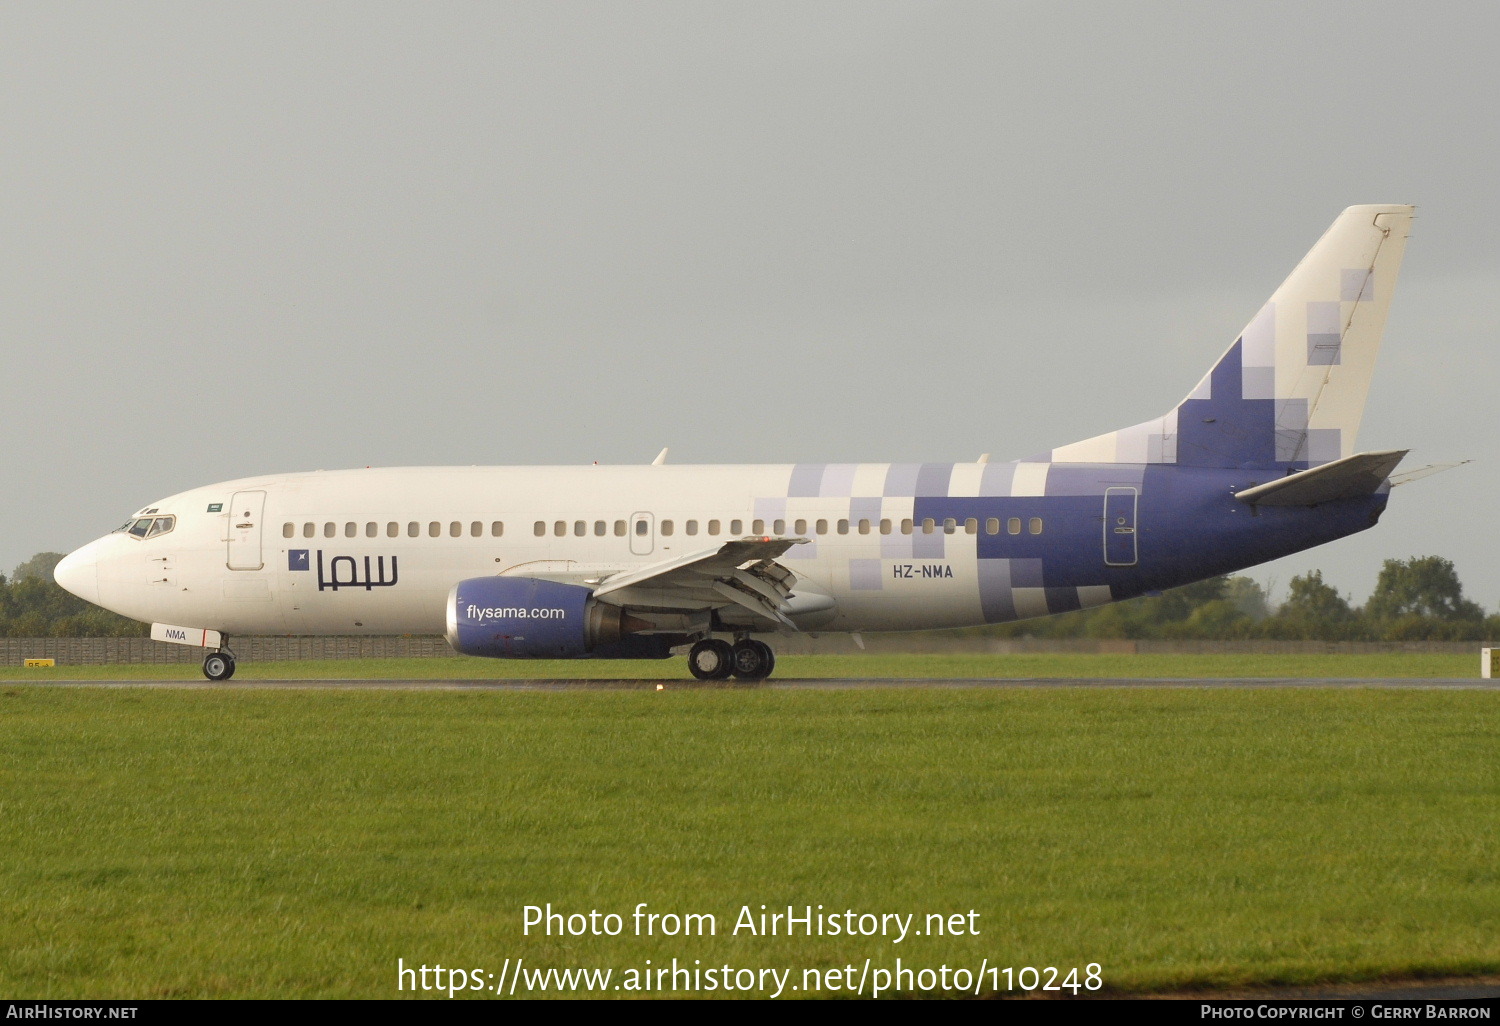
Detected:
left=58, top=462, right=1036, bottom=639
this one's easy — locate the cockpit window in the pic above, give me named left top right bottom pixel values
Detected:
left=117, top=515, right=175, bottom=540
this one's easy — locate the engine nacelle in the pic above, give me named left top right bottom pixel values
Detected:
left=445, top=576, right=669, bottom=659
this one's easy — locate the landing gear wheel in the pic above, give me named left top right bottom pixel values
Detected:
left=203, top=652, right=236, bottom=681
left=688, top=639, right=734, bottom=680
left=730, top=639, right=775, bottom=681
left=750, top=639, right=775, bottom=679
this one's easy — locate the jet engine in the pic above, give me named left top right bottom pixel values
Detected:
left=445, top=576, right=670, bottom=659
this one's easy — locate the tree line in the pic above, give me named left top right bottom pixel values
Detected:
left=2, top=551, right=1496, bottom=641
left=0, top=553, right=147, bottom=638
left=979, top=556, right=1498, bottom=641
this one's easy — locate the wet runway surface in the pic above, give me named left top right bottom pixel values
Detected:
left=40, top=676, right=1500, bottom=690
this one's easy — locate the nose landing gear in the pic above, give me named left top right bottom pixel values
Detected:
left=202, top=646, right=237, bottom=681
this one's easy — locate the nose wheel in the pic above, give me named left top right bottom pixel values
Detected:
left=203, top=650, right=236, bottom=681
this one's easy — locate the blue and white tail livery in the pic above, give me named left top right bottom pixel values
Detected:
left=55, top=205, right=1424, bottom=681
left=1048, top=204, right=1411, bottom=470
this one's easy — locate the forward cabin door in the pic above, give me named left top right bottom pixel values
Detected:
left=227, top=490, right=266, bottom=570
left=1103, top=487, right=1138, bottom=567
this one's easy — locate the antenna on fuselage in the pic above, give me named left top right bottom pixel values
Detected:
left=652, top=448, right=669, bottom=465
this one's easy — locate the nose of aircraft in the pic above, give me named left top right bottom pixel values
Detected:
left=54, top=547, right=101, bottom=605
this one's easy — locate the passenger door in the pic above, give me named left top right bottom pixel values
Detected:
left=227, top=490, right=266, bottom=570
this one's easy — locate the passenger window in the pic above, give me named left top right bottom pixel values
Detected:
left=731, top=519, right=743, bottom=534
left=794, top=519, right=806, bottom=535
left=880, top=519, right=892, bottom=535
left=387, top=522, right=398, bottom=538
left=1008, top=517, right=1022, bottom=535
left=554, top=521, right=566, bottom=537
left=942, top=518, right=956, bottom=534
left=1029, top=517, right=1043, bottom=535
left=708, top=520, right=720, bottom=536
left=859, top=519, right=872, bottom=535
left=964, top=518, right=977, bottom=534
left=661, top=520, right=674, bottom=537
left=323, top=523, right=335, bottom=538
left=922, top=518, right=935, bottom=534
left=367, top=523, right=378, bottom=538
left=615, top=520, right=626, bottom=537
left=471, top=522, right=482, bottom=537
left=283, top=523, right=294, bottom=538
left=450, top=522, right=462, bottom=537
left=574, top=521, right=586, bottom=537
left=816, top=519, right=828, bottom=535
left=429, top=522, right=441, bottom=538
left=838, top=519, right=850, bottom=535
left=345, top=523, right=356, bottom=538
left=594, top=521, right=606, bottom=536
left=686, top=520, right=698, bottom=536
left=635, top=520, right=648, bottom=536
left=986, top=517, right=999, bottom=535
left=492, top=522, right=504, bottom=537
left=408, top=522, right=420, bottom=538
left=534, top=521, right=546, bottom=537
left=773, top=519, right=785, bottom=534
left=901, top=518, right=914, bottom=535
left=303, top=523, right=315, bottom=538
left=751, top=519, right=764, bottom=534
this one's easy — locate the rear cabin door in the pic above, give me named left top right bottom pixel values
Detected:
left=227, top=490, right=266, bottom=570
left=1103, top=487, right=1138, bottom=567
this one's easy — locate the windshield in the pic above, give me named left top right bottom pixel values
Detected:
left=116, top=515, right=175, bottom=540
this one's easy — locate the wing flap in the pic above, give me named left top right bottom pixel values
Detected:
left=590, top=537, right=811, bottom=627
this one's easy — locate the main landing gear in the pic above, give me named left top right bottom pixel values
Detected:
left=687, top=637, right=775, bottom=682
left=202, top=646, right=237, bottom=681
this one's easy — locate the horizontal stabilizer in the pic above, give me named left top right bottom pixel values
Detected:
left=1234, top=449, right=1407, bottom=506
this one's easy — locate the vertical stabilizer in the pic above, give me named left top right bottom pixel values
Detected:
left=1046, top=205, right=1413, bottom=469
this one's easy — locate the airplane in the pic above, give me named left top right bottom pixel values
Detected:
left=56, top=204, right=1421, bottom=682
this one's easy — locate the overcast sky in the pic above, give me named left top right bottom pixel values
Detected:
left=3, top=1, right=1496, bottom=611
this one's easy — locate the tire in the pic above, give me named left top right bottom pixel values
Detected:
left=688, top=639, right=733, bottom=680
left=730, top=639, right=771, bottom=681
left=203, top=652, right=235, bottom=681
left=749, top=639, right=775, bottom=679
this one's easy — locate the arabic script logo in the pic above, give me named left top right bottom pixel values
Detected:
left=294, top=550, right=401, bottom=591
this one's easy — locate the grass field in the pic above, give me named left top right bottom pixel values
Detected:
left=2, top=681, right=1496, bottom=998
left=0, top=650, right=1485, bottom=681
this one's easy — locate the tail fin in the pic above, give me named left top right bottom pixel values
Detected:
left=1047, top=205, right=1414, bottom=469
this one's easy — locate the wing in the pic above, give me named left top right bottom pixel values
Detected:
left=591, top=537, right=812, bottom=629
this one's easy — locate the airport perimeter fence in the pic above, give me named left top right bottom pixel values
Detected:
left=0, top=635, right=1488, bottom=665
